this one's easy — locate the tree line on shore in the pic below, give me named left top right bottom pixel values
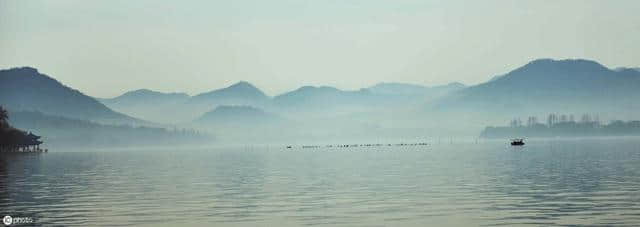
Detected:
left=481, top=113, right=640, bottom=138
left=0, top=105, right=42, bottom=151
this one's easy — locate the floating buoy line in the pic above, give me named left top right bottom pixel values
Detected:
left=288, top=142, right=429, bottom=149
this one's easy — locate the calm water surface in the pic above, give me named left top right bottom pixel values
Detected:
left=2, top=138, right=640, bottom=226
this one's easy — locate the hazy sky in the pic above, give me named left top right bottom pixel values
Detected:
left=1, top=0, right=639, bottom=98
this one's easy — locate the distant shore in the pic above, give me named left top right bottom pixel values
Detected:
left=481, top=120, right=640, bottom=139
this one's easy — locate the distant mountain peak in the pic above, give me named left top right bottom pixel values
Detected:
left=1, top=67, right=44, bottom=79
left=130, top=88, right=154, bottom=93
left=0, top=67, right=141, bottom=124
left=8, top=66, right=39, bottom=73
left=297, top=85, right=316, bottom=90
left=119, top=89, right=155, bottom=97
left=229, top=81, right=254, bottom=88
left=434, top=57, right=640, bottom=112
left=215, top=81, right=264, bottom=94
left=190, top=81, right=268, bottom=104
left=484, top=58, right=615, bottom=85
left=527, top=58, right=599, bottom=65
left=520, top=58, right=610, bottom=73
left=113, top=88, right=189, bottom=100
left=120, top=89, right=188, bottom=97
left=195, top=105, right=280, bottom=124
left=295, top=85, right=339, bottom=92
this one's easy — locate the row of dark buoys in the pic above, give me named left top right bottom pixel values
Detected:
left=301, top=145, right=321, bottom=148
left=288, top=142, right=429, bottom=149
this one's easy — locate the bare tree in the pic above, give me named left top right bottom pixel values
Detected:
left=547, top=113, right=557, bottom=127
left=527, top=116, right=538, bottom=127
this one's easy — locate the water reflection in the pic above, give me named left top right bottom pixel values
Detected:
left=207, top=151, right=269, bottom=222
left=0, top=140, right=639, bottom=226
left=485, top=139, right=640, bottom=226
left=0, top=153, right=57, bottom=226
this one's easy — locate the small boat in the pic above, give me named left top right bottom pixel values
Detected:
left=286, top=146, right=292, bottom=149
left=510, top=138, right=525, bottom=146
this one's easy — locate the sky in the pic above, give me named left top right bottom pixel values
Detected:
left=1, top=0, right=639, bottom=98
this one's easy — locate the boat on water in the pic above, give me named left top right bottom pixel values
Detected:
left=510, top=138, right=525, bottom=146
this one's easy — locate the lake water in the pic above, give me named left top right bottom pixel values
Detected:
left=1, top=138, right=640, bottom=226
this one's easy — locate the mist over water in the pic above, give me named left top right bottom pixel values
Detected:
left=2, top=1, right=640, bottom=226
left=2, top=138, right=640, bottom=226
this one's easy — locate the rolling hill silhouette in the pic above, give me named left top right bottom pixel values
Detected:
left=0, top=67, right=142, bottom=124
left=435, top=59, right=640, bottom=115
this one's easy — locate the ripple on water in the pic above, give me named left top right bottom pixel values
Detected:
left=1, top=140, right=640, bottom=226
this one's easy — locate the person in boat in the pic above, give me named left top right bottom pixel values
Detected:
left=511, top=138, right=525, bottom=146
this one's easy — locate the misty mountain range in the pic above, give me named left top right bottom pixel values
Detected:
left=8, top=110, right=208, bottom=148
left=1, top=58, right=639, bottom=143
left=435, top=59, right=640, bottom=117
left=101, top=79, right=466, bottom=123
left=0, top=67, right=142, bottom=125
left=195, top=105, right=283, bottom=126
